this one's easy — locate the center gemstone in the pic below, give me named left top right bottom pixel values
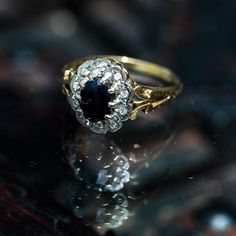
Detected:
left=80, top=78, right=112, bottom=122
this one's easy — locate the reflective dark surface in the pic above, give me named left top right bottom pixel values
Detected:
left=0, top=0, right=236, bottom=235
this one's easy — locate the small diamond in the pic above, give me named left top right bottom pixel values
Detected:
left=77, top=60, right=92, bottom=74
left=82, top=60, right=92, bottom=68
left=112, top=97, right=124, bottom=104
left=96, top=169, right=108, bottom=185
left=94, top=58, right=108, bottom=68
left=115, top=155, right=130, bottom=170
left=116, top=168, right=130, bottom=183
left=92, top=68, right=102, bottom=78
left=80, top=77, right=89, bottom=87
left=105, top=178, right=124, bottom=192
left=101, top=71, right=113, bottom=84
left=114, top=73, right=122, bottom=81
left=71, top=81, right=80, bottom=92
left=108, top=114, right=122, bottom=131
left=125, top=79, right=134, bottom=91
left=126, top=79, right=132, bottom=86
left=75, top=92, right=81, bottom=100
left=76, top=106, right=83, bottom=113
left=81, top=67, right=90, bottom=76
left=115, top=106, right=128, bottom=117
left=101, top=66, right=106, bottom=72
left=90, top=121, right=109, bottom=134
left=70, top=75, right=80, bottom=92
left=113, top=193, right=129, bottom=207
left=109, top=83, right=122, bottom=93
left=70, top=96, right=79, bottom=110
left=109, top=120, right=118, bottom=130
left=72, top=103, right=82, bottom=113
left=120, top=89, right=129, bottom=98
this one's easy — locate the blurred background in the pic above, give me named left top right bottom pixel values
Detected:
left=0, top=0, right=236, bottom=235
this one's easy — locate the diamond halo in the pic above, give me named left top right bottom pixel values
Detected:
left=69, top=58, right=134, bottom=134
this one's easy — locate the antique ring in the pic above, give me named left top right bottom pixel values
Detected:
left=63, top=56, right=182, bottom=134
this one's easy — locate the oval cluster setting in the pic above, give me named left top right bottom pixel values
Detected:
left=69, top=58, right=134, bottom=134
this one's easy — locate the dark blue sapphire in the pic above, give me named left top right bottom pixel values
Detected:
left=80, top=78, right=112, bottom=122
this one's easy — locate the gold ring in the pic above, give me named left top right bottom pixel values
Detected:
left=63, top=55, right=183, bottom=134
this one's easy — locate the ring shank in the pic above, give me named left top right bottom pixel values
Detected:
left=110, top=56, right=182, bottom=99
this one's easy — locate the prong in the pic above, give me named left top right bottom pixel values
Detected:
left=105, top=114, right=112, bottom=120
left=108, top=101, right=117, bottom=108
left=108, top=86, right=116, bottom=94
left=79, top=77, right=89, bottom=88
left=100, top=72, right=113, bottom=84
left=88, top=74, right=93, bottom=81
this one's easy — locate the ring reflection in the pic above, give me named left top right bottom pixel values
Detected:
left=59, top=107, right=177, bottom=229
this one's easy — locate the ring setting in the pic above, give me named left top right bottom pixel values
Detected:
left=69, top=58, right=134, bottom=134
left=63, top=56, right=182, bottom=134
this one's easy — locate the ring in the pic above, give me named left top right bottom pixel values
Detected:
left=63, top=55, right=182, bottom=134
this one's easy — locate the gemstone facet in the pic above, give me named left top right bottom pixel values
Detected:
left=80, top=78, right=112, bottom=122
